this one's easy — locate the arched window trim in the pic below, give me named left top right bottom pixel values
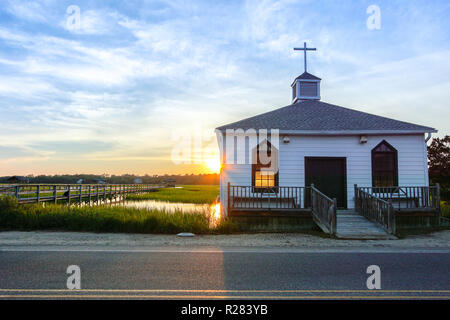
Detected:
left=251, top=139, right=279, bottom=193
left=371, top=140, right=398, bottom=187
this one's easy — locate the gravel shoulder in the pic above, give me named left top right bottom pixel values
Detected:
left=0, top=230, right=449, bottom=249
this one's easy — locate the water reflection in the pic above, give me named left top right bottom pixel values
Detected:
left=122, top=200, right=222, bottom=228
left=123, top=199, right=209, bottom=212
left=45, top=197, right=222, bottom=228
left=212, top=203, right=221, bottom=221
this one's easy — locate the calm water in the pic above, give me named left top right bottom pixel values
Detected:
left=51, top=197, right=222, bottom=227
left=122, top=199, right=209, bottom=212
left=119, top=199, right=221, bottom=227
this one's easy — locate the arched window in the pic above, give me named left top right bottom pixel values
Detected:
left=372, top=140, right=398, bottom=187
left=252, top=140, right=279, bottom=192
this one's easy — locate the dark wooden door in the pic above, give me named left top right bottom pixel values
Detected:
left=305, top=157, right=347, bottom=209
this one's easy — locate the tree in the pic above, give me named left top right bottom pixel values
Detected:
left=428, top=135, right=450, bottom=200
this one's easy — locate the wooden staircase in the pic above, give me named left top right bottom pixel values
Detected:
left=335, top=210, right=397, bottom=240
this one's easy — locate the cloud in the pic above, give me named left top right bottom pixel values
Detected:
left=0, top=0, right=449, bottom=175
left=324, top=49, right=450, bottom=132
left=5, top=0, right=49, bottom=22
left=0, top=146, right=36, bottom=159
left=62, top=9, right=125, bottom=35
left=29, top=140, right=116, bottom=157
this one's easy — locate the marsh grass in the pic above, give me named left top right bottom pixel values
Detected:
left=0, top=196, right=238, bottom=234
left=441, top=201, right=449, bottom=219
left=126, top=185, right=219, bottom=204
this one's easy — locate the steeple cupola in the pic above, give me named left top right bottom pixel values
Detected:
left=292, top=42, right=321, bottom=103
left=291, top=72, right=321, bottom=103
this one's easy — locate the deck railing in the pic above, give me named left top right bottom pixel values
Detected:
left=310, top=184, right=337, bottom=235
left=228, top=184, right=309, bottom=211
left=356, top=184, right=440, bottom=211
left=354, top=187, right=395, bottom=234
left=0, top=184, right=161, bottom=204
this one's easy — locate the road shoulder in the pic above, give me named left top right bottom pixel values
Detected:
left=0, top=230, right=449, bottom=251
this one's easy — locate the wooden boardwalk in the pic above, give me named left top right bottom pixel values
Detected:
left=335, top=210, right=396, bottom=240
left=0, top=184, right=163, bottom=204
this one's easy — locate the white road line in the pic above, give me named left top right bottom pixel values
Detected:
left=0, top=294, right=449, bottom=299
left=1, top=247, right=449, bottom=253
left=0, top=289, right=449, bottom=293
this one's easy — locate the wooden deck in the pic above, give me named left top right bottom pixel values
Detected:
left=335, top=210, right=396, bottom=239
left=228, top=184, right=440, bottom=238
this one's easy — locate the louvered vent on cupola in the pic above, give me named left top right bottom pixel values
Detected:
left=291, top=72, right=321, bottom=103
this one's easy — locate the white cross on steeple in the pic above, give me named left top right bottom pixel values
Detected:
left=293, top=42, right=316, bottom=72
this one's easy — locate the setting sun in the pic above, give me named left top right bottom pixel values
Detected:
left=205, top=157, right=221, bottom=173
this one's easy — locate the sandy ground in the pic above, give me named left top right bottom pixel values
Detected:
left=0, top=230, right=449, bottom=249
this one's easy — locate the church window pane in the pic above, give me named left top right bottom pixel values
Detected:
left=252, top=141, right=279, bottom=193
left=372, top=140, right=398, bottom=187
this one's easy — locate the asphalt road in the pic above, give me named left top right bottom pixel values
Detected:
left=0, top=248, right=449, bottom=299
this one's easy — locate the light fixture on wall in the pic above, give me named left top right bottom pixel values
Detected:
left=360, top=135, right=368, bottom=144
left=283, top=136, right=290, bottom=144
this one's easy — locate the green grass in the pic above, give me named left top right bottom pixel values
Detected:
left=0, top=196, right=238, bottom=234
left=126, top=185, right=220, bottom=204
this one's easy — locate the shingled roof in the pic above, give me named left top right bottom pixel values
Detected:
left=216, top=100, right=436, bottom=133
left=295, top=72, right=321, bottom=81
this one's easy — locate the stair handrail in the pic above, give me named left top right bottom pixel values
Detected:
left=354, top=186, right=396, bottom=234
left=310, top=184, right=337, bottom=235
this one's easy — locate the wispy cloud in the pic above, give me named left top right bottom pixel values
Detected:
left=0, top=0, right=449, bottom=175
left=5, top=0, right=49, bottom=23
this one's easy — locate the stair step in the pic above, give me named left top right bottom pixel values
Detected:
left=316, top=210, right=396, bottom=240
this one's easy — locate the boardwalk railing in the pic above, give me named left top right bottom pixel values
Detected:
left=356, top=184, right=440, bottom=211
left=310, top=184, right=337, bottom=235
left=0, top=184, right=161, bottom=204
left=228, top=184, right=309, bottom=211
left=354, top=186, right=395, bottom=234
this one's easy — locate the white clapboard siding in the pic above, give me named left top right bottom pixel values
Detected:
left=219, top=134, right=428, bottom=216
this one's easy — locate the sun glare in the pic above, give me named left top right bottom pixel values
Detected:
left=205, top=157, right=221, bottom=173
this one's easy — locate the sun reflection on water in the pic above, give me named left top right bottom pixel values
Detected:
left=209, top=202, right=222, bottom=227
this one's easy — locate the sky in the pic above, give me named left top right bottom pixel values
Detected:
left=0, top=0, right=449, bottom=176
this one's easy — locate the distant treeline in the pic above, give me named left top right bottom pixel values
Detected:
left=0, top=173, right=219, bottom=185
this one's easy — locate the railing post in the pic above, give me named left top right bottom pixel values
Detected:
left=227, top=182, right=231, bottom=215
left=88, top=185, right=91, bottom=203
left=67, top=185, right=71, bottom=207
left=79, top=184, right=82, bottom=203
left=310, top=184, right=314, bottom=211
left=354, top=184, right=358, bottom=212
left=53, top=185, right=57, bottom=204
left=15, top=185, right=19, bottom=200
left=36, top=185, right=40, bottom=203
left=436, top=183, right=441, bottom=225
left=332, top=198, right=337, bottom=235
left=388, top=200, right=396, bottom=235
